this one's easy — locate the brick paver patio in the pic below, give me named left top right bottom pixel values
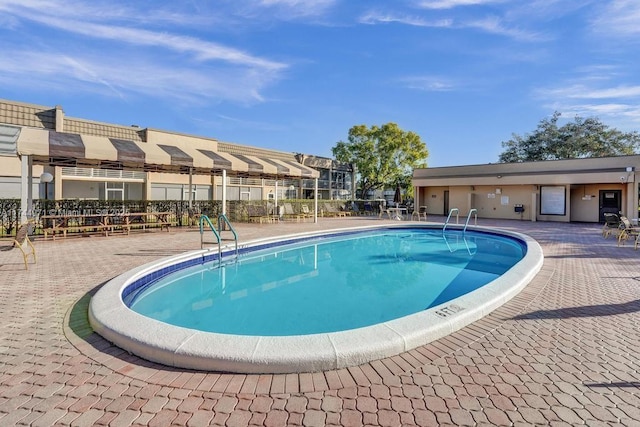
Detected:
left=1, top=216, right=639, bottom=426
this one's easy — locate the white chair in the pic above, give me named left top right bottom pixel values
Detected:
left=378, top=204, right=391, bottom=219
left=411, top=206, right=428, bottom=221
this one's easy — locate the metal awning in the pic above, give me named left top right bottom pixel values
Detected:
left=15, top=127, right=318, bottom=178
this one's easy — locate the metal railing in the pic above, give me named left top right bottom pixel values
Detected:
left=464, top=208, right=477, bottom=234
left=199, top=214, right=239, bottom=265
left=442, top=208, right=459, bottom=234
left=218, top=214, right=238, bottom=260
left=199, top=214, right=221, bottom=251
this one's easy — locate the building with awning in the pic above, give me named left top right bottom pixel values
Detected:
left=13, top=126, right=319, bottom=178
left=0, top=99, right=353, bottom=222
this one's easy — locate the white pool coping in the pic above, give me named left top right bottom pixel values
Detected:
left=89, top=224, right=543, bottom=374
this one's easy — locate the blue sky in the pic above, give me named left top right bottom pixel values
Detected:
left=1, top=0, right=639, bottom=167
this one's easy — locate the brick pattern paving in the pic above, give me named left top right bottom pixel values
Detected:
left=1, top=217, right=639, bottom=426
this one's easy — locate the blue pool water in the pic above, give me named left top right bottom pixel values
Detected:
left=126, top=228, right=525, bottom=336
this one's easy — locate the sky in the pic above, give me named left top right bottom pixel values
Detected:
left=1, top=0, right=639, bottom=167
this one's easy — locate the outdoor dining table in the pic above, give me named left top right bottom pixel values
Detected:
left=387, top=207, right=407, bottom=220
left=41, top=213, right=118, bottom=239
left=41, top=211, right=174, bottom=239
left=123, top=212, right=173, bottom=231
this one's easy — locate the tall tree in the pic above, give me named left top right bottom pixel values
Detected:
left=332, top=123, right=428, bottom=198
left=499, top=112, right=640, bottom=162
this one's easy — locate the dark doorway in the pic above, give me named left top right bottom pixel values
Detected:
left=599, top=190, right=621, bottom=222
left=443, top=190, right=450, bottom=216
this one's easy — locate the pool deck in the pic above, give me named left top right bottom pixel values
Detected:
left=1, top=216, right=639, bottom=426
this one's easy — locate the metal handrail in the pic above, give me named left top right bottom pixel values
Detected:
left=218, top=214, right=238, bottom=259
left=463, top=208, right=477, bottom=234
left=442, top=208, right=459, bottom=234
left=199, top=215, right=221, bottom=252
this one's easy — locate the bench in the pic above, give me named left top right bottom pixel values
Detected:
left=44, top=224, right=112, bottom=240
left=247, top=205, right=278, bottom=223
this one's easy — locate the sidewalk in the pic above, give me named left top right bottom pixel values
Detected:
left=1, top=216, right=639, bottom=426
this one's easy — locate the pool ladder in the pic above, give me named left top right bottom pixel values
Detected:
left=443, top=208, right=477, bottom=235
left=200, top=214, right=238, bottom=264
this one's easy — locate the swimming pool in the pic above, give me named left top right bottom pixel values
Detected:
left=89, top=224, right=543, bottom=373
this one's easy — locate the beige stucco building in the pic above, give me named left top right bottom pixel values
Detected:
left=413, top=156, right=640, bottom=223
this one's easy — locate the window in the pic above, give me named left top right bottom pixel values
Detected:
left=106, top=182, right=124, bottom=201
left=540, top=186, right=566, bottom=215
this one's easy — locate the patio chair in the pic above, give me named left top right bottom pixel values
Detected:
left=282, top=203, right=303, bottom=222
left=6, top=221, right=37, bottom=270
left=411, top=206, right=428, bottom=221
left=363, top=202, right=375, bottom=216
left=247, top=205, right=274, bottom=224
left=616, top=216, right=640, bottom=247
left=602, top=213, right=621, bottom=238
left=301, top=204, right=315, bottom=219
left=323, top=203, right=347, bottom=217
left=378, top=204, right=391, bottom=219
left=349, top=202, right=365, bottom=216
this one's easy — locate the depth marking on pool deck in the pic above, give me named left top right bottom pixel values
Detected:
left=434, top=304, right=465, bottom=317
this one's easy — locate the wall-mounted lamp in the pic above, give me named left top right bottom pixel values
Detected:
left=497, top=175, right=502, bottom=179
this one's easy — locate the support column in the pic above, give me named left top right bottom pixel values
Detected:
left=275, top=180, right=278, bottom=212
left=531, top=192, right=537, bottom=222
left=329, top=165, right=333, bottom=200
left=351, top=166, right=356, bottom=201
left=222, top=169, right=227, bottom=216
left=20, top=155, right=29, bottom=223
left=54, top=166, right=63, bottom=201
left=188, top=167, right=193, bottom=209
left=314, top=178, right=318, bottom=223
left=27, top=156, right=33, bottom=220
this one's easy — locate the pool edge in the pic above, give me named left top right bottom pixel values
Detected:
left=88, top=224, right=543, bottom=374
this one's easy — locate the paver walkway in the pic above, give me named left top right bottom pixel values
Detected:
left=1, top=216, right=639, bottom=426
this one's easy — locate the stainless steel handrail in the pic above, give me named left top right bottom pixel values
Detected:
left=442, top=208, right=459, bottom=234
left=199, top=214, right=239, bottom=264
left=464, top=208, right=477, bottom=234
left=218, top=214, right=238, bottom=259
left=199, top=214, right=221, bottom=251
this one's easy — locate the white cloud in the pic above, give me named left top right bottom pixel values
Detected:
left=360, top=10, right=541, bottom=42
left=400, top=76, right=457, bottom=92
left=557, top=103, right=640, bottom=127
left=541, top=85, right=640, bottom=100
left=415, top=0, right=502, bottom=9
left=29, top=14, right=286, bottom=71
left=465, top=16, right=545, bottom=41
left=591, top=0, right=640, bottom=38
left=0, top=48, right=277, bottom=105
left=359, top=11, right=452, bottom=28
left=0, top=0, right=289, bottom=105
left=536, top=67, right=640, bottom=128
left=234, top=0, right=338, bottom=21
left=258, top=0, right=336, bottom=13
